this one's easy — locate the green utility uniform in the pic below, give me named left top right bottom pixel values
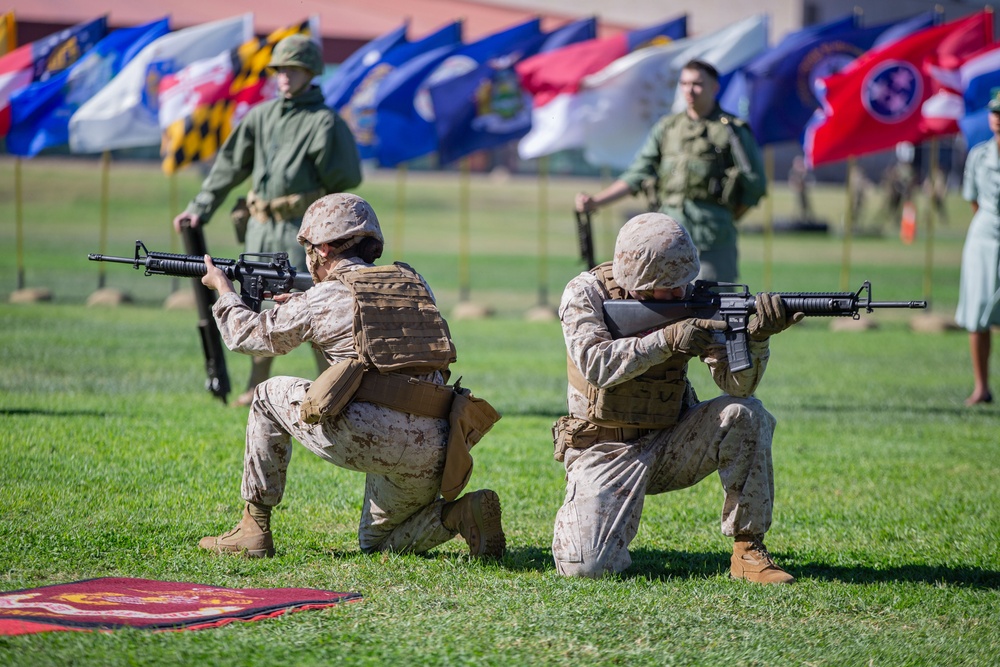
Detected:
left=185, top=85, right=362, bottom=270
left=619, top=105, right=766, bottom=282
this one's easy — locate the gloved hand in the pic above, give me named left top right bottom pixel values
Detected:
left=662, top=318, right=727, bottom=357
left=748, top=293, right=805, bottom=341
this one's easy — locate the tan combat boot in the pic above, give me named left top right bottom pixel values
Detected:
left=198, top=504, right=275, bottom=558
left=442, top=489, right=506, bottom=559
left=730, top=535, right=795, bottom=584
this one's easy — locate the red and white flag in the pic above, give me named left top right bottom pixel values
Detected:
left=804, top=10, right=993, bottom=167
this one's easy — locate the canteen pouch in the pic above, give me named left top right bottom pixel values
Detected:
left=300, top=358, right=366, bottom=425
left=231, top=197, right=250, bottom=243
left=441, top=386, right=501, bottom=502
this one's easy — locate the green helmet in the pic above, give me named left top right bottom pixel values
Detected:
left=268, top=35, right=323, bottom=76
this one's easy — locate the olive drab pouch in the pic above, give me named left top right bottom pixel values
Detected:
left=231, top=197, right=250, bottom=244
left=441, top=385, right=501, bottom=502
left=300, top=358, right=366, bottom=425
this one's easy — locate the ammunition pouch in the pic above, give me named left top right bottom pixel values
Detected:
left=552, top=416, right=651, bottom=462
left=300, top=358, right=366, bottom=425
left=247, top=189, right=324, bottom=223
left=230, top=197, right=250, bottom=243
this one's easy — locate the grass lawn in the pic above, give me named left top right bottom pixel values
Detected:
left=0, top=156, right=997, bottom=666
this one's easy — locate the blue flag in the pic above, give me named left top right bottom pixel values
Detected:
left=322, top=22, right=408, bottom=110
left=430, top=17, right=597, bottom=165
left=340, top=21, right=462, bottom=160
left=957, top=44, right=1000, bottom=149
left=373, top=18, right=543, bottom=167
left=624, top=15, right=688, bottom=50
left=7, top=18, right=169, bottom=157
left=721, top=11, right=935, bottom=146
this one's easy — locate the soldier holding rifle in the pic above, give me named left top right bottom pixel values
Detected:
left=575, top=60, right=766, bottom=280
left=173, top=35, right=362, bottom=406
left=552, top=213, right=801, bottom=583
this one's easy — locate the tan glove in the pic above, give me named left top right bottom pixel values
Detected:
left=748, top=293, right=805, bottom=341
left=662, top=318, right=727, bottom=357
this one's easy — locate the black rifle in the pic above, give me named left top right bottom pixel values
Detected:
left=575, top=210, right=596, bottom=267
left=603, top=280, right=927, bottom=373
left=180, top=224, right=230, bottom=404
left=89, top=240, right=314, bottom=400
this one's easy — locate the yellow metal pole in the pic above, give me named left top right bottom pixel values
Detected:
left=98, top=151, right=111, bottom=289
left=459, top=158, right=471, bottom=303
left=840, top=157, right=855, bottom=291
left=15, top=157, right=24, bottom=290
left=923, top=138, right=938, bottom=302
left=537, top=155, right=550, bottom=306
left=394, top=163, right=408, bottom=259
left=169, top=172, right=180, bottom=293
left=763, top=146, right=775, bottom=291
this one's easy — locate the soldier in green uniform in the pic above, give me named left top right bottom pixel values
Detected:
left=575, top=60, right=766, bottom=282
left=173, top=34, right=362, bottom=406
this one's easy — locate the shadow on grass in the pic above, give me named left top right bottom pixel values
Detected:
left=0, top=407, right=111, bottom=418
left=627, top=548, right=1000, bottom=588
left=500, top=546, right=1000, bottom=589
left=772, top=401, right=993, bottom=419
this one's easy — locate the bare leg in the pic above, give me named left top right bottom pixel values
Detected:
left=966, top=330, right=992, bottom=406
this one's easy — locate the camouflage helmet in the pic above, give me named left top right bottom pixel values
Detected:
left=268, top=34, right=323, bottom=76
left=612, top=213, right=699, bottom=292
left=298, top=193, right=384, bottom=248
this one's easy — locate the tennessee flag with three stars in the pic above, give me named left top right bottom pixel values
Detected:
left=804, top=10, right=993, bottom=167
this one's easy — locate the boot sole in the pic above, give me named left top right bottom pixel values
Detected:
left=470, top=490, right=506, bottom=559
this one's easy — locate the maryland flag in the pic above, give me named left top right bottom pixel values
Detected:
left=159, top=16, right=318, bottom=174
left=0, top=12, right=15, bottom=55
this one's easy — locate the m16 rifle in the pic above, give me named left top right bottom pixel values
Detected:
left=89, top=240, right=313, bottom=402
left=603, top=280, right=927, bottom=372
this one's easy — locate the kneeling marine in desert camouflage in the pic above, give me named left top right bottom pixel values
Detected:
left=197, top=193, right=505, bottom=559
left=552, top=212, right=802, bottom=583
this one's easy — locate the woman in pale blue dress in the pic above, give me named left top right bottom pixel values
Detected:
left=957, top=94, right=1000, bottom=405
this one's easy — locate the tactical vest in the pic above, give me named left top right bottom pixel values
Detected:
left=657, top=111, right=741, bottom=209
left=566, top=263, right=697, bottom=430
left=337, top=262, right=456, bottom=373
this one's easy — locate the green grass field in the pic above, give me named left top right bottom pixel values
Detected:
left=1, top=157, right=997, bottom=666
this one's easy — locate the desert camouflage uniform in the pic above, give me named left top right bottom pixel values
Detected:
left=212, top=256, right=458, bottom=553
left=553, top=270, right=777, bottom=577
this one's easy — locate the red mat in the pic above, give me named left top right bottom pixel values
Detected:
left=0, top=577, right=362, bottom=635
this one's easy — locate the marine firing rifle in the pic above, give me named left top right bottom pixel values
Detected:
left=603, top=280, right=927, bottom=373
left=88, top=240, right=314, bottom=402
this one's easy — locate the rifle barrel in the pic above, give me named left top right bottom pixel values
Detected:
left=869, top=300, right=928, bottom=309
left=88, top=253, right=137, bottom=265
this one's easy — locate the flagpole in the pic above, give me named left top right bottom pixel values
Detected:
left=763, top=146, right=775, bottom=291
left=600, top=165, right=613, bottom=261
left=537, top=155, right=550, bottom=308
left=840, top=157, right=855, bottom=291
left=97, top=151, right=111, bottom=290
left=922, top=138, right=938, bottom=302
left=459, top=157, right=471, bottom=303
left=169, top=172, right=180, bottom=293
left=394, top=164, right=408, bottom=259
left=14, top=157, right=24, bottom=290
